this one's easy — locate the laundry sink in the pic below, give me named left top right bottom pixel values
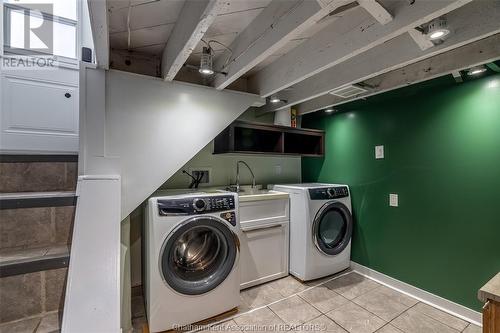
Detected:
left=222, top=184, right=262, bottom=193
left=237, top=188, right=289, bottom=202
left=239, top=190, right=287, bottom=202
left=218, top=185, right=288, bottom=202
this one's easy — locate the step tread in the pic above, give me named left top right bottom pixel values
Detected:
left=0, top=245, right=70, bottom=277
left=0, top=191, right=77, bottom=210
left=0, top=154, right=78, bottom=162
left=0, top=245, right=69, bottom=265
left=0, top=191, right=76, bottom=200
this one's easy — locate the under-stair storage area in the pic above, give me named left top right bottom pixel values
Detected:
left=0, top=155, right=77, bottom=332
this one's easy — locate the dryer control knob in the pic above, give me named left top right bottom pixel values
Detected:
left=327, top=188, right=335, bottom=197
left=193, top=199, right=206, bottom=212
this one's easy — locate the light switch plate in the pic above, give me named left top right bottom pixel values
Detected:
left=375, top=145, right=384, bottom=159
left=389, top=194, right=398, bottom=207
left=274, top=165, right=282, bottom=175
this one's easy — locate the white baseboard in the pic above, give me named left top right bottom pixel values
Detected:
left=350, top=261, right=482, bottom=326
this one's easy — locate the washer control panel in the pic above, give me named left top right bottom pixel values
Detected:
left=309, top=186, right=349, bottom=200
left=158, top=195, right=236, bottom=216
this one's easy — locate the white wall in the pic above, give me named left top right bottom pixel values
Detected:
left=80, top=0, right=95, bottom=63
left=104, top=70, right=260, bottom=218
left=162, top=107, right=301, bottom=189
left=162, top=141, right=301, bottom=189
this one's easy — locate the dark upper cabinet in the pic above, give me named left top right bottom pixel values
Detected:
left=213, top=120, right=324, bottom=157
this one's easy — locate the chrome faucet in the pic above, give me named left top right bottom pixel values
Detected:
left=236, top=161, right=256, bottom=193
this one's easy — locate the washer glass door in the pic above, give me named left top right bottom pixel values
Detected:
left=160, top=217, right=238, bottom=295
left=313, top=202, right=352, bottom=255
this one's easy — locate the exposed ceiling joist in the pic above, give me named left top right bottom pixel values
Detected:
left=408, top=29, right=434, bottom=51
left=486, top=63, right=500, bottom=73
left=256, top=0, right=500, bottom=114
left=87, top=0, right=109, bottom=69
left=357, top=0, right=392, bottom=25
left=248, top=0, right=474, bottom=98
left=451, top=71, right=463, bottom=83
left=295, top=34, right=500, bottom=115
left=212, top=0, right=352, bottom=90
left=161, top=0, right=228, bottom=81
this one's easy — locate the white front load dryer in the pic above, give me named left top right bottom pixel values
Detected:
left=144, top=192, right=240, bottom=332
left=272, top=183, right=352, bottom=281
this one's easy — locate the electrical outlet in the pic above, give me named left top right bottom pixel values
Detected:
left=389, top=193, right=398, bottom=207
left=190, top=168, right=211, bottom=184
left=274, top=165, right=282, bottom=175
left=375, top=145, right=384, bottom=159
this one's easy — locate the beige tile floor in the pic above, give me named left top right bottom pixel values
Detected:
left=132, top=271, right=483, bottom=333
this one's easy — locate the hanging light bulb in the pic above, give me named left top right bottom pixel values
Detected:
left=199, top=47, right=214, bottom=75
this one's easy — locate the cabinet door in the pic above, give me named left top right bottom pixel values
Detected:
left=240, top=199, right=289, bottom=226
left=240, top=223, right=289, bottom=290
left=0, top=72, right=79, bottom=152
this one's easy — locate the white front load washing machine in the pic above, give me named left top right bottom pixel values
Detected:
left=144, top=192, right=240, bottom=332
left=272, top=183, right=352, bottom=281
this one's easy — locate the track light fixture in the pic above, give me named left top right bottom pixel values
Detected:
left=467, top=65, right=487, bottom=76
left=269, top=95, right=281, bottom=103
left=427, top=17, right=450, bottom=41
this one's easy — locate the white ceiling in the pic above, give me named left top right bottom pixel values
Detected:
left=107, top=0, right=346, bottom=75
left=108, top=0, right=184, bottom=54
left=103, top=0, right=500, bottom=115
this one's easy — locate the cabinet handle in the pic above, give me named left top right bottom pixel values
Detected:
left=242, top=224, right=284, bottom=232
left=65, top=93, right=71, bottom=98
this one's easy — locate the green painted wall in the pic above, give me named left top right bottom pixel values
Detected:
left=302, top=74, right=500, bottom=311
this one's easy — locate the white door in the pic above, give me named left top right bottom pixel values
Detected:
left=0, top=69, right=79, bottom=153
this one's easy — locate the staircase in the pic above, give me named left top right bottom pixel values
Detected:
left=0, top=155, right=77, bottom=332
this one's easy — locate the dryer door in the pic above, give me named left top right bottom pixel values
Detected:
left=160, top=216, right=238, bottom=295
left=312, top=202, right=352, bottom=256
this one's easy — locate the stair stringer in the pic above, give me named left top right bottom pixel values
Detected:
left=104, top=70, right=261, bottom=219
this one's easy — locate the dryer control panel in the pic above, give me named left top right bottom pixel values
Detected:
left=309, top=186, right=349, bottom=200
left=158, top=195, right=236, bottom=216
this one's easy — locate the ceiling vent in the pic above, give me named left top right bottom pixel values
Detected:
left=329, top=85, right=368, bottom=98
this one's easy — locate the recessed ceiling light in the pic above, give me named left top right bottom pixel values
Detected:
left=199, top=47, right=214, bottom=75
left=467, top=66, right=487, bottom=76
left=269, top=95, right=281, bottom=103
left=325, top=108, right=334, bottom=113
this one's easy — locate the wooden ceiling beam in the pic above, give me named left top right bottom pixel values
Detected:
left=357, top=0, right=392, bottom=25
left=295, top=33, right=500, bottom=115
left=161, top=0, right=228, bottom=81
left=212, top=0, right=352, bottom=90
left=255, top=0, right=500, bottom=113
left=248, top=0, right=474, bottom=98
left=408, top=29, right=434, bottom=51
